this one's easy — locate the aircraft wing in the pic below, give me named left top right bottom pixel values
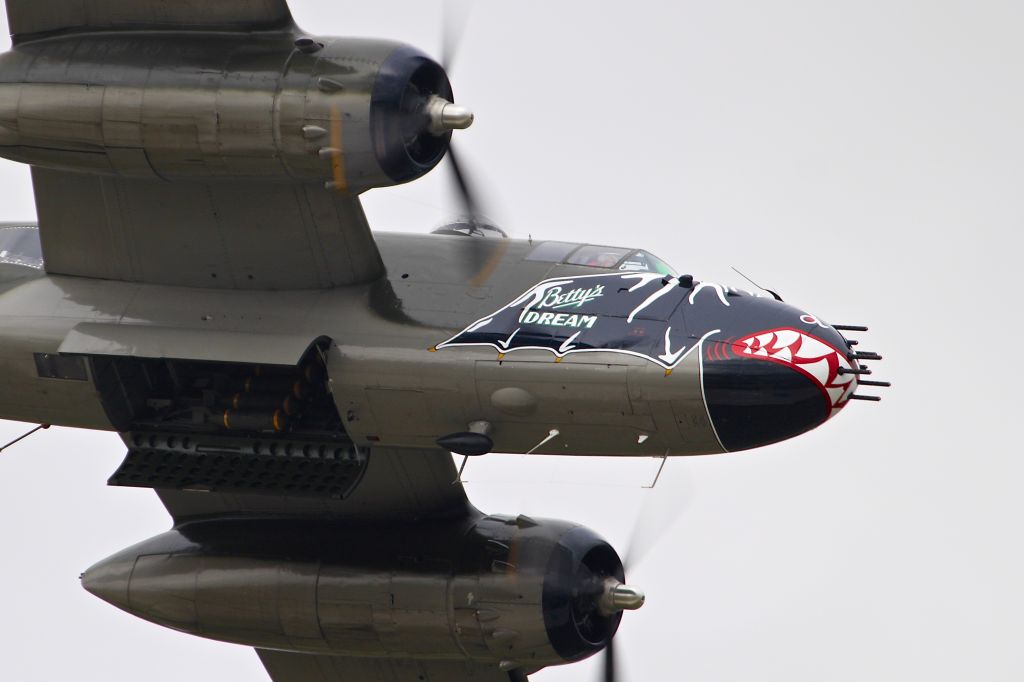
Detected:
left=4, top=0, right=388, bottom=290
left=258, top=650, right=527, bottom=682
left=30, top=166, right=384, bottom=290
left=4, top=0, right=293, bottom=43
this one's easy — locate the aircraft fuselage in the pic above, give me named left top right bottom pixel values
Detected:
left=0, top=230, right=859, bottom=457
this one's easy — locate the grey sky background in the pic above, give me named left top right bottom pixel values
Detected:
left=0, top=1, right=1020, bottom=680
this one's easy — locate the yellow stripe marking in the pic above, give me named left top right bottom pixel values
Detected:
left=329, top=105, right=348, bottom=194
left=469, top=240, right=510, bottom=288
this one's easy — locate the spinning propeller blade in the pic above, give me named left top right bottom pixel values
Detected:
left=603, top=634, right=617, bottom=682
left=598, top=462, right=696, bottom=682
left=447, top=142, right=482, bottom=223
left=437, top=1, right=508, bottom=286
left=441, top=0, right=473, bottom=71
left=623, top=464, right=695, bottom=571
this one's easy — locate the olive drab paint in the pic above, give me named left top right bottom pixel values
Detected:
left=0, top=2, right=885, bottom=680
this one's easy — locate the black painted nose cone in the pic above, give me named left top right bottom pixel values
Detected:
left=703, top=358, right=829, bottom=452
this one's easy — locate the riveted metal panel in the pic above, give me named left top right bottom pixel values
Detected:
left=60, top=322, right=322, bottom=365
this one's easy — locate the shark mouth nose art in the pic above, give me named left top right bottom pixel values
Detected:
left=701, top=323, right=869, bottom=453
left=727, top=328, right=858, bottom=415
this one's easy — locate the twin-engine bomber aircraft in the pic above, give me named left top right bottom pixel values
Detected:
left=0, top=2, right=887, bottom=680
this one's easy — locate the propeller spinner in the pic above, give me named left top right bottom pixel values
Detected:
left=425, top=95, right=474, bottom=135
left=599, top=580, right=646, bottom=615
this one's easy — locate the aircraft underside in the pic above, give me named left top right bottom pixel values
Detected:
left=0, top=1, right=885, bottom=679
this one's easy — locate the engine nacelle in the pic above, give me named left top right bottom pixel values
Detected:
left=82, top=514, right=633, bottom=670
left=0, top=32, right=459, bottom=191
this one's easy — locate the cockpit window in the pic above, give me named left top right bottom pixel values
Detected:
left=0, top=225, right=43, bottom=270
left=618, top=250, right=677, bottom=277
left=565, top=245, right=631, bottom=269
left=525, top=241, right=579, bottom=263
left=525, top=241, right=678, bottom=275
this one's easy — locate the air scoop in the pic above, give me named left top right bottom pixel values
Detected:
left=598, top=579, right=646, bottom=615
left=425, top=95, right=475, bottom=135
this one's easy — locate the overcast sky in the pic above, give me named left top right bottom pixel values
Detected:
left=1, top=1, right=1021, bottom=680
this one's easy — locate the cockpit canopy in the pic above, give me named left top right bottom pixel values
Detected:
left=0, top=224, right=42, bottom=270
left=526, top=241, right=676, bottom=276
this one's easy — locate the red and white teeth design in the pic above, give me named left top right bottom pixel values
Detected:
left=733, top=328, right=857, bottom=415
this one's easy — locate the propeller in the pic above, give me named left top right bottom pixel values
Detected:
left=441, top=0, right=474, bottom=72
left=439, top=0, right=479, bottom=223
left=436, top=0, right=510, bottom=286
left=599, top=462, right=696, bottom=682
left=603, top=632, right=616, bottom=682
left=446, top=142, right=482, bottom=226
left=623, top=464, right=696, bottom=571
left=500, top=460, right=690, bottom=682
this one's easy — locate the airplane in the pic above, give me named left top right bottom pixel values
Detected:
left=0, top=1, right=888, bottom=680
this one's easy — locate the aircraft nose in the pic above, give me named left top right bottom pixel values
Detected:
left=700, top=316, right=859, bottom=452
